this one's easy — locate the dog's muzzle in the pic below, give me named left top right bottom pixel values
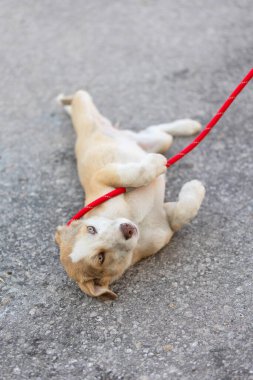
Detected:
left=120, top=223, right=137, bottom=240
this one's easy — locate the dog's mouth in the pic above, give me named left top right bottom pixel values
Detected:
left=120, top=223, right=138, bottom=240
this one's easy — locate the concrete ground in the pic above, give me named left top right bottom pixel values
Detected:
left=0, top=1, right=253, bottom=379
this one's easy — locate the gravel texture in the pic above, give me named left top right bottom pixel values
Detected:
left=0, top=1, right=253, bottom=379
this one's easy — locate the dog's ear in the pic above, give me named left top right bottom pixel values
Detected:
left=55, top=221, right=83, bottom=246
left=55, top=225, right=65, bottom=246
left=78, top=280, right=117, bottom=300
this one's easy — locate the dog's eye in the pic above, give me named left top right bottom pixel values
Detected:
left=97, top=251, right=105, bottom=264
left=87, top=226, right=97, bottom=234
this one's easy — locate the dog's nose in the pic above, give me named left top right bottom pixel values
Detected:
left=120, top=223, right=137, bottom=240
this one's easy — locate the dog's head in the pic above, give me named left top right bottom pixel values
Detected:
left=55, top=217, right=139, bottom=300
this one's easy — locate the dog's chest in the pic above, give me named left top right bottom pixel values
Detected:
left=126, top=175, right=166, bottom=221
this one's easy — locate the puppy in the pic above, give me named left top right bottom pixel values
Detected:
left=55, top=91, right=205, bottom=299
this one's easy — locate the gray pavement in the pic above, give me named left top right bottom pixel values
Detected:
left=0, top=1, right=253, bottom=379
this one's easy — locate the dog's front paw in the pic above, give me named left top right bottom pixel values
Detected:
left=181, top=180, right=206, bottom=204
left=145, top=153, right=167, bottom=177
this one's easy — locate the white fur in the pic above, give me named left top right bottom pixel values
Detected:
left=71, top=238, right=92, bottom=263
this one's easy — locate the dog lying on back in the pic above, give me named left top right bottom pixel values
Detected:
left=55, top=91, right=205, bottom=299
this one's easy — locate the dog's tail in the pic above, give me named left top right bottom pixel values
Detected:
left=56, top=94, right=73, bottom=116
left=56, top=91, right=104, bottom=136
left=57, top=94, right=73, bottom=106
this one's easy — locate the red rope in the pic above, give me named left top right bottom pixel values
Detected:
left=67, top=68, right=253, bottom=226
left=67, top=188, right=126, bottom=226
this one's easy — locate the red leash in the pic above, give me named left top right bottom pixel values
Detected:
left=67, top=68, right=253, bottom=226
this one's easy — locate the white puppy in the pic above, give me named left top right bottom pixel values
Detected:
left=55, top=91, right=205, bottom=299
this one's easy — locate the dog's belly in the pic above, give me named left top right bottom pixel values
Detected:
left=102, top=128, right=147, bottom=162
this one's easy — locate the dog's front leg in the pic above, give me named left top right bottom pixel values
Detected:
left=165, top=180, right=205, bottom=231
left=94, top=153, right=167, bottom=188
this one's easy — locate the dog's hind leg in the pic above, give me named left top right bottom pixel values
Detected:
left=123, top=129, right=173, bottom=153
left=164, top=180, right=205, bottom=231
left=123, top=119, right=201, bottom=154
left=147, top=119, right=202, bottom=137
